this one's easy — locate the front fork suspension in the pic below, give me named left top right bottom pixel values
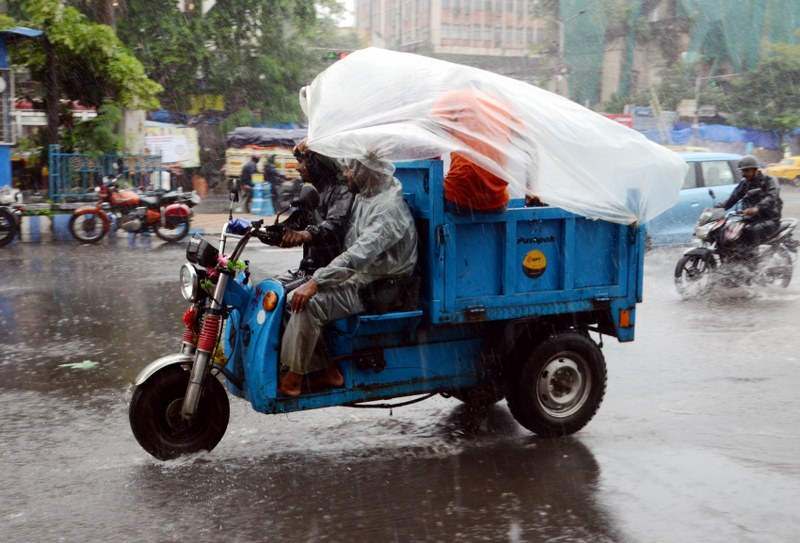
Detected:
left=181, top=312, right=221, bottom=418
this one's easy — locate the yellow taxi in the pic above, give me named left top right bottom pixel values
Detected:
left=765, top=156, right=800, bottom=186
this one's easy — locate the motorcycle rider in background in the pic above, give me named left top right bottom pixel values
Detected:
left=715, top=154, right=782, bottom=258
left=272, top=139, right=355, bottom=291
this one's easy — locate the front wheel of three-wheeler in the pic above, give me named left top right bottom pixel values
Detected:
left=129, top=365, right=229, bottom=461
left=507, top=332, right=607, bottom=437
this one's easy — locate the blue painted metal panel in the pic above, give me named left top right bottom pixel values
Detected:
left=455, top=222, right=504, bottom=296
left=392, top=161, right=641, bottom=326
left=223, top=278, right=284, bottom=413
left=573, top=219, right=618, bottom=288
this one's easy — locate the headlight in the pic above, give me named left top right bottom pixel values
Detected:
left=694, top=224, right=711, bottom=239
left=180, top=264, right=199, bottom=302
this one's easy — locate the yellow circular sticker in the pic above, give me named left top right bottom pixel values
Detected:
left=522, top=250, right=547, bottom=278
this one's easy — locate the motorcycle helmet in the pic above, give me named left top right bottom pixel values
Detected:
left=737, top=155, right=759, bottom=170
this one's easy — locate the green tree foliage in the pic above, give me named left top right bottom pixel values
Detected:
left=60, top=99, right=124, bottom=155
left=202, top=0, right=318, bottom=122
left=603, top=62, right=696, bottom=113
left=4, top=0, right=161, bottom=155
left=13, top=0, right=162, bottom=110
left=604, top=43, right=800, bottom=134
left=114, top=0, right=210, bottom=114
left=714, top=43, right=800, bottom=132
left=115, top=0, right=361, bottom=125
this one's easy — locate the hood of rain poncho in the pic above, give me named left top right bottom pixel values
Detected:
left=300, top=47, right=687, bottom=225
left=339, top=151, right=396, bottom=197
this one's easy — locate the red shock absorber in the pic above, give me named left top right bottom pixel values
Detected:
left=197, top=314, right=221, bottom=353
left=182, top=328, right=197, bottom=347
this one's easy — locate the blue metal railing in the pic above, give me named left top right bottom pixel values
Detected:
left=48, top=144, right=164, bottom=201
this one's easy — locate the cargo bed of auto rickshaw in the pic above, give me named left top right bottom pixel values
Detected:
left=328, top=160, right=642, bottom=333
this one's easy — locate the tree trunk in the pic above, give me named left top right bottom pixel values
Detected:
left=44, top=37, right=59, bottom=146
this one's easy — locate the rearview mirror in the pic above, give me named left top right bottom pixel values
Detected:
left=291, top=184, right=320, bottom=210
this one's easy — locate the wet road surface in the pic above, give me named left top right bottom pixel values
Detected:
left=2, top=217, right=800, bottom=542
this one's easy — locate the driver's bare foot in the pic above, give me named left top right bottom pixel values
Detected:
left=308, top=367, right=344, bottom=390
left=277, top=370, right=303, bottom=397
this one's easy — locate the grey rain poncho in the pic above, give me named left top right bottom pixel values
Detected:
left=282, top=154, right=418, bottom=375
left=300, top=47, right=688, bottom=226
left=312, top=154, right=418, bottom=288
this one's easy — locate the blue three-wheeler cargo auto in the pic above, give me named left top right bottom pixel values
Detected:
left=129, top=159, right=645, bottom=460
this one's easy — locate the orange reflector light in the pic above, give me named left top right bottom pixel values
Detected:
left=263, top=291, right=278, bottom=312
left=619, top=309, right=631, bottom=328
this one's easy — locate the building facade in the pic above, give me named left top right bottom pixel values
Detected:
left=353, top=0, right=800, bottom=110
left=354, top=0, right=554, bottom=87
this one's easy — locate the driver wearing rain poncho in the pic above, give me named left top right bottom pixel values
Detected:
left=278, top=151, right=418, bottom=397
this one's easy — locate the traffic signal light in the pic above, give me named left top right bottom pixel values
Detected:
left=709, top=80, right=719, bottom=87
left=322, top=51, right=349, bottom=62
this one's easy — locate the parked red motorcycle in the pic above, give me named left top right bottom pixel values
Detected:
left=69, top=174, right=200, bottom=243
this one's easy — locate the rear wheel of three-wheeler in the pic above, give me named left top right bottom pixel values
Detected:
left=129, top=365, right=229, bottom=461
left=507, top=332, right=606, bottom=437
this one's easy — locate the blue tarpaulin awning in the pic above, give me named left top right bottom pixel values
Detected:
left=1, top=26, right=43, bottom=42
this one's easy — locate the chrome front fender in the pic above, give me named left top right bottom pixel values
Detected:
left=133, top=353, right=193, bottom=386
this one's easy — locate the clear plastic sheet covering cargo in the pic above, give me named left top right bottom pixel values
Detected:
left=300, top=47, right=687, bottom=225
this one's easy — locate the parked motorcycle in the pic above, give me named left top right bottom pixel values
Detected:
left=69, top=173, right=200, bottom=243
left=0, top=187, right=23, bottom=247
left=674, top=196, right=798, bottom=298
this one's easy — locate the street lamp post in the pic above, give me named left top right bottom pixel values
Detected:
left=556, top=9, right=586, bottom=97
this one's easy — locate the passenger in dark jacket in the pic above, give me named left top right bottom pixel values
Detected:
left=275, top=139, right=354, bottom=290
left=717, top=155, right=782, bottom=249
